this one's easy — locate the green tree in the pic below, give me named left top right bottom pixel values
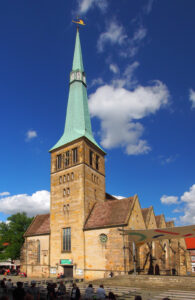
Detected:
left=0, top=212, right=33, bottom=260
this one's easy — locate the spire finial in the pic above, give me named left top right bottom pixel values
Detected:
left=72, top=17, right=86, bottom=28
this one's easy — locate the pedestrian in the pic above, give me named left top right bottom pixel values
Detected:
left=162, top=298, right=170, bottom=300
left=57, top=281, right=66, bottom=298
left=84, top=284, right=94, bottom=300
left=47, top=283, right=57, bottom=300
left=13, top=281, right=25, bottom=300
left=26, top=281, right=40, bottom=300
left=0, top=279, right=6, bottom=294
left=108, top=292, right=116, bottom=300
left=134, top=297, right=142, bottom=300
left=5, top=278, right=12, bottom=289
left=70, top=283, right=81, bottom=300
left=96, top=285, right=106, bottom=300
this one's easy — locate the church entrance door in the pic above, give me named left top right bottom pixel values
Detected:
left=63, top=265, right=73, bottom=278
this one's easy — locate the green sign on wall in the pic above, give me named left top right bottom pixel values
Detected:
left=60, top=259, right=73, bottom=265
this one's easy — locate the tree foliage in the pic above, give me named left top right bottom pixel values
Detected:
left=0, top=213, right=33, bottom=260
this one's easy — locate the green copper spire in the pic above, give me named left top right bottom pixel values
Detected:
left=50, top=29, right=104, bottom=152
left=72, top=28, right=84, bottom=72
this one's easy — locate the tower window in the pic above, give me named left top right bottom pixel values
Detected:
left=65, top=151, right=70, bottom=167
left=89, top=150, right=93, bottom=166
left=59, top=176, right=62, bottom=184
left=57, top=154, right=62, bottom=169
left=63, top=189, right=66, bottom=197
left=72, top=148, right=78, bottom=163
left=67, top=174, right=70, bottom=181
left=63, top=175, right=66, bottom=183
left=71, top=172, right=74, bottom=180
left=62, top=227, right=71, bottom=252
left=67, top=187, right=70, bottom=195
left=96, top=155, right=99, bottom=170
left=77, top=71, right=81, bottom=80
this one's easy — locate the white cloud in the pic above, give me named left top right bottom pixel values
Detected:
left=26, top=130, right=37, bottom=141
left=109, top=64, right=119, bottom=74
left=127, top=27, right=147, bottom=58
left=97, top=21, right=127, bottom=52
left=132, top=27, right=147, bottom=43
left=189, top=88, right=195, bottom=108
left=0, top=192, right=10, bottom=197
left=173, top=208, right=182, bottom=213
left=179, top=184, right=195, bottom=224
left=113, top=195, right=125, bottom=200
left=0, top=190, right=50, bottom=217
left=159, top=155, right=178, bottom=165
left=143, top=0, right=155, bottom=14
left=181, top=184, right=195, bottom=203
left=77, top=0, right=108, bottom=14
left=160, top=195, right=179, bottom=205
left=90, top=77, right=104, bottom=88
left=89, top=80, right=169, bottom=154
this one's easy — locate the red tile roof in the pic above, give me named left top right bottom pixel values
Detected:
left=185, top=238, right=195, bottom=250
left=24, top=214, right=50, bottom=237
left=84, top=197, right=135, bottom=230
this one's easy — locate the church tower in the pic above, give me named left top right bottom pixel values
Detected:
left=49, top=28, right=106, bottom=277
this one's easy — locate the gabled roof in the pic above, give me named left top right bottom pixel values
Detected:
left=166, top=221, right=175, bottom=228
left=142, top=207, right=151, bottom=224
left=24, top=214, right=50, bottom=237
left=84, top=197, right=135, bottom=230
left=155, top=214, right=165, bottom=228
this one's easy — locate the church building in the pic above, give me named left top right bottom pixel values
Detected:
left=21, top=29, right=191, bottom=280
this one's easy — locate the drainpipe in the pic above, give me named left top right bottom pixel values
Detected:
left=122, top=228, right=126, bottom=274
left=132, top=241, right=137, bottom=275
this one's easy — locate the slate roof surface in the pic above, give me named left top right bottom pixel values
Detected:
left=84, top=197, right=134, bottom=230
left=24, top=213, right=50, bottom=237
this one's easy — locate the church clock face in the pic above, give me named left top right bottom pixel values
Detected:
left=99, top=233, right=108, bottom=244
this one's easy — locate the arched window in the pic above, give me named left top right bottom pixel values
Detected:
left=71, top=172, right=74, bottom=180
left=63, top=189, right=66, bottom=197
left=63, top=175, right=66, bottom=183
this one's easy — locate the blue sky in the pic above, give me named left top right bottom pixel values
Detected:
left=0, top=0, right=195, bottom=224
